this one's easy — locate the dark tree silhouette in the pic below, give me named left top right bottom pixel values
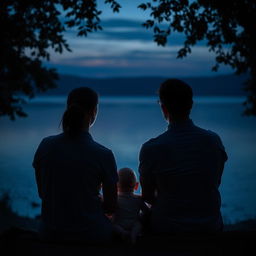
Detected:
left=138, top=0, right=256, bottom=115
left=1, top=0, right=255, bottom=119
left=0, top=0, right=120, bottom=119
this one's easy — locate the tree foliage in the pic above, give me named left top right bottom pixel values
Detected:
left=0, top=0, right=120, bottom=119
left=1, top=0, right=256, bottom=119
left=138, top=0, right=256, bottom=115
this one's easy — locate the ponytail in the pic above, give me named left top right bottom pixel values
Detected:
left=61, top=87, right=98, bottom=136
left=62, top=104, right=85, bottom=136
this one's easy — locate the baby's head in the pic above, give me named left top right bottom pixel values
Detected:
left=117, top=168, right=138, bottom=193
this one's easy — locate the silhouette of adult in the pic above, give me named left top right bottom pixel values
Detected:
left=33, top=87, right=118, bottom=242
left=139, top=79, right=228, bottom=233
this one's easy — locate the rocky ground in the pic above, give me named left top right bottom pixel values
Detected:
left=1, top=195, right=256, bottom=256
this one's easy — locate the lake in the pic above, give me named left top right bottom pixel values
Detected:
left=0, top=96, right=255, bottom=224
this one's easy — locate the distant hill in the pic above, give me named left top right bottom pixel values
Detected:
left=41, top=74, right=248, bottom=96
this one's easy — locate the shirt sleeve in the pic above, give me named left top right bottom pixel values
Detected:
left=139, top=143, right=153, bottom=178
left=32, top=138, right=46, bottom=170
left=139, top=143, right=156, bottom=204
left=215, top=134, right=228, bottom=162
left=101, top=150, right=118, bottom=184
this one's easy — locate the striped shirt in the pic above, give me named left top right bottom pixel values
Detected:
left=139, top=119, right=228, bottom=233
left=33, top=131, right=118, bottom=242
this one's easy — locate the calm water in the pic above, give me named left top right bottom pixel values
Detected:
left=0, top=96, right=256, bottom=224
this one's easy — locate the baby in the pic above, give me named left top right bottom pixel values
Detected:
left=112, top=167, right=148, bottom=244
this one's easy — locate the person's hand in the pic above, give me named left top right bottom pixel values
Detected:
left=105, top=214, right=113, bottom=220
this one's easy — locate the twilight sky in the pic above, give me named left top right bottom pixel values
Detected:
left=47, top=0, right=232, bottom=78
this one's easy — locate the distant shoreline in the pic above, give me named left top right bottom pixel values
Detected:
left=28, top=96, right=246, bottom=105
left=40, top=73, right=248, bottom=97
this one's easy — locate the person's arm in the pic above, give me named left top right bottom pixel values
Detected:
left=102, top=182, right=117, bottom=214
left=33, top=139, right=45, bottom=199
left=101, top=150, right=118, bottom=214
left=140, top=175, right=156, bottom=205
left=35, top=167, right=43, bottom=199
left=214, top=134, right=228, bottom=186
left=139, top=144, right=156, bottom=205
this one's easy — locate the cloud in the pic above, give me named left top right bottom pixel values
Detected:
left=47, top=47, right=232, bottom=78
left=101, top=19, right=144, bottom=28
left=64, top=18, right=190, bottom=45
left=48, top=18, right=231, bottom=77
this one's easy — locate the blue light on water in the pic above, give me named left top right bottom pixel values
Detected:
left=0, top=96, right=255, bottom=223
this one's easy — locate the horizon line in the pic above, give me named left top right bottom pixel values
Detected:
left=58, top=72, right=244, bottom=80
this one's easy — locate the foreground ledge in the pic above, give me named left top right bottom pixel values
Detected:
left=1, top=227, right=256, bottom=256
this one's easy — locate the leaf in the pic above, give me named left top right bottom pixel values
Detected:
left=138, top=4, right=148, bottom=10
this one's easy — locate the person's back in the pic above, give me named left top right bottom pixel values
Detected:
left=139, top=79, right=228, bottom=233
left=114, top=193, right=142, bottom=231
left=33, top=87, right=118, bottom=242
left=34, top=133, right=117, bottom=241
left=140, top=121, right=226, bottom=232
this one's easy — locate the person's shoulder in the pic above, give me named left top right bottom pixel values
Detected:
left=92, top=140, right=112, bottom=154
left=40, top=134, right=61, bottom=145
left=206, top=129, right=225, bottom=150
left=206, top=129, right=222, bottom=140
left=193, top=124, right=221, bottom=139
left=33, top=134, right=63, bottom=164
left=42, top=133, right=62, bottom=141
left=194, top=125, right=227, bottom=161
left=142, top=130, right=168, bottom=148
left=91, top=141, right=115, bottom=162
left=140, top=130, right=168, bottom=154
left=194, top=125, right=225, bottom=148
left=38, top=133, right=63, bottom=147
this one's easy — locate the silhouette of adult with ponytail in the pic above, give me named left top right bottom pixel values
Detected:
left=33, top=87, right=118, bottom=243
